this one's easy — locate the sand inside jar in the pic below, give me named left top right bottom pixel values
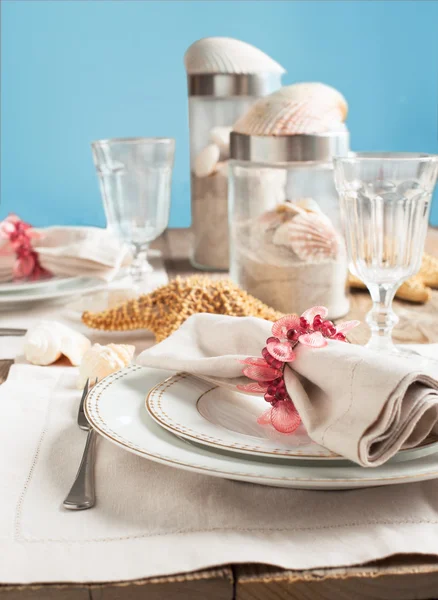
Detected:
left=191, top=170, right=229, bottom=270
left=231, top=215, right=350, bottom=319
left=191, top=167, right=287, bottom=271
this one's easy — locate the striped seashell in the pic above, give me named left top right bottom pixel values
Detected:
left=77, top=343, right=135, bottom=389
left=233, top=83, right=348, bottom=136
left=272, top=211, right=341, bottom=262
left=184, top=37, right=285, bottom=75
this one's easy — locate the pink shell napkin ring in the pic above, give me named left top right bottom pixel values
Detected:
left=238, top=306, right=360, bottom=434
left=0, top=214, right=50, bottom=281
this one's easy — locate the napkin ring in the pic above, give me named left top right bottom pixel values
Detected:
left=238, top=306, right=360, bottom=434
left=0, top=213, right=50, bottom=281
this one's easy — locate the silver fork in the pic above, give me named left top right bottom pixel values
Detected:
left=63, top=378, right=98, bottom=510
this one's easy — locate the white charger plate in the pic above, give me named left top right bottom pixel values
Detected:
left=85, top=366, right=438, bottom=490
left=146, top=373, right=438, bottom=463
left=0, top=276, right=107, bottom=306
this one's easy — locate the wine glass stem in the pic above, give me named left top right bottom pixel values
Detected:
left=130, top=243, right=151, bottom=286
left=366, top=283, right=399, bottom=351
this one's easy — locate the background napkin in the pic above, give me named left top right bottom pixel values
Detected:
left=1, top=362, right=438, bottom=584
left=137, top=314, right=438, bottom=467
left=0, top=226, right=131, bottom=282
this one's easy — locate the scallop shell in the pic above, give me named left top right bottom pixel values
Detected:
left=233, top=83, right=348, bottom=136
left=24, top=321, right=91, bottom=366
left=77, top=343, right=135, bottom=389
left=184, top=37, right=285, bottom=75
left=272, top=211, right=341, bottom=262
left=193, top=143, right=220, bottom=178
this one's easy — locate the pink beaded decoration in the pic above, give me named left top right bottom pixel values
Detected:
left=0, top=214, right=51, bottom=281
left=238, top=306, right=360, bottom=434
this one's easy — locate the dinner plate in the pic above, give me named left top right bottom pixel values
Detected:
left=0, top=275, right=78, bottom=294
left=146, top=373, right=438, bottom=463
left=0, top=276, right=107, bottom=306
left=85, top=366, right=438, bottom=490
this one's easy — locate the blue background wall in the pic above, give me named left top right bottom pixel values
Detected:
left=1, top=0, right=438, bottom=228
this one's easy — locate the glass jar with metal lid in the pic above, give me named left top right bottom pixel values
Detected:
left=184, top=37, right=284, bottom=271
left=228, top=83, right=351, bottom=319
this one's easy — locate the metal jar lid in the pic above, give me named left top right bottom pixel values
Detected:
left=230, top=131, right=350, bottom=163
left=188, top=73, right=282, bottom=98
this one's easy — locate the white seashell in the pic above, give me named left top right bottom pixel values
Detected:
left=234, top=83, right=348, bottom=136
left=77, top=343, right=135, bottom=389
left=193, top=143, right=220, bottom=178
left=24, top=321, right=91, bottom=366
left=184, top=37, right=285, bottom=75
left=273, top=211, right=341, bottom=262
left=210, top=126, right=232, bottom=157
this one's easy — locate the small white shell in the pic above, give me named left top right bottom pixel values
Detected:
left=24, top=321, right=91, bottom=366
left=193, top=143, right=220, bottom=178
left=209, top=126, right=232, bottom=157
left=184, top=37, right=285, bottom=75
left=77, top=343, right=135, bottom=389
left=234, top=83, right=348, bottom=136
left=273, top=211, right=341, bottom=262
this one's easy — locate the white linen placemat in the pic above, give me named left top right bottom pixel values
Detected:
left=1, top=357, right=438, bottom=584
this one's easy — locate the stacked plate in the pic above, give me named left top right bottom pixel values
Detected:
left=0, top=276, right=107, bottom=308
left=85, top=365, right=438, bottom=490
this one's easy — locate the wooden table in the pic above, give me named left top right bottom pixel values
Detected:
left=2, top=228, right=438, bottom=600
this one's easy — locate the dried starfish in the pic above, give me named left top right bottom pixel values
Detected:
left=348, top=252, right=437, bottom=304
left=82, top=276, right=283, bottom=342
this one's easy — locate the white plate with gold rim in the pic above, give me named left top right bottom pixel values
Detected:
left=145, top=372, right=438, bottom=463
left=85, top=366, right=438, bottom=490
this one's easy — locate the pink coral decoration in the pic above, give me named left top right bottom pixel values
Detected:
left=239, top=306, right=360, bottom=435
left=0, top=214, right=51, bottom=282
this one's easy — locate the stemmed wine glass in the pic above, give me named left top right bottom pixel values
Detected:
left=92, top=137, right=175, bottom=291
left=334, top=153, right=438, bottom=355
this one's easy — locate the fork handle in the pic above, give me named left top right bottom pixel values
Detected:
left=63, top=430, right=96, bottom=510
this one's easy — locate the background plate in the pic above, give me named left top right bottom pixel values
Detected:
left=0, top=276, right=106, bottom=305
left=0, top=275, right=77, bottom=294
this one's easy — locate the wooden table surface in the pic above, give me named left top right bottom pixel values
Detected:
left=1, top=227, right=438, bottom=600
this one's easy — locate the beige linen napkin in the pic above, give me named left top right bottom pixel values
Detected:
left=0, top=226, right=130, bottom=283
left=137, top=313, right=438, bottom=467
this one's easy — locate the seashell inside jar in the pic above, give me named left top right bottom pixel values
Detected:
left=185, top=37, right=285, bottom=271
left=231, top=202, right=350, bottom=319
left=229, top=81, right=351, bottom=317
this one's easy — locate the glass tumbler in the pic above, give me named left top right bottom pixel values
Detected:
left=334, top=153, right=438, bottom=354
left=92, top=137, right=175, bottom=291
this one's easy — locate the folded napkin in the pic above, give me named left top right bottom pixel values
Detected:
left=0, top=226, right=130, bottom=283
left=137, top=313, right=438, bottom=467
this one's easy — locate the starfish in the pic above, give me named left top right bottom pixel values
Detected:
left=348, top=252, right=438, bottom=304
left=82, top=276, right=283, bottom=342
